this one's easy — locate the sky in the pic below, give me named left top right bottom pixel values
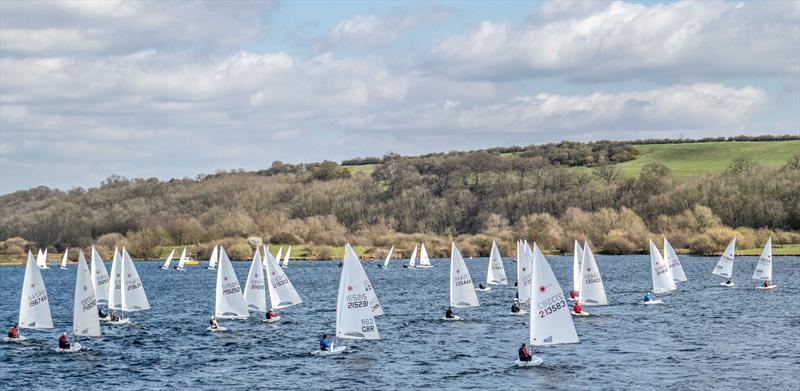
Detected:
left=0, top=0, right=798, bottom=193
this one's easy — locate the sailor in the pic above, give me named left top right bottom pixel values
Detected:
left=209, top=317, right=218, bottom=330
left=763, top=280, right=770, bottom=288
left=518, top=343, right=532, bottom=362
left=58, top=332, right=70, bottom=350
left=479, top=282, right=486, bottom=290
left=319, top=334, right=331, bottom=351
left=445, top=306, right=456, bottom=319
left=573, top=301, right=583, bottom=314
left=511, top=300, right=520, bottom=314
left=643, top=292, right=653, bottom=303
left=266, top=309, right=277, bottom=320
left=7, top=324, right=19, bottom=339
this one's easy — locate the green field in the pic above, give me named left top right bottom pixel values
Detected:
left=344, top=164, right=378, bottom=175
left=737, top=243, right=800, bottom=256
left=614, top=141, right=799, bottom=177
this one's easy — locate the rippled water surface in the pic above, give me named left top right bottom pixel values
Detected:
left=1, top=255, right=798, bottom=390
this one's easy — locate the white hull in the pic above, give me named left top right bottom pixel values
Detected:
left=311, top=346, right=347, bottom=356
left=160, top=266, right=169, bottom=270
left=571, top=311, right=590, bottom=316
left=511, top=310, right=528, bottom=316
left=515, top=357, right=544, bottom=367
left=55, top=341, right=82, bottom=353
left=475, top=287, right=492, bottom=292
left=38, top=266, right=49, bottom=270
left=417, top=265, right=433, bottom=269
left=720, top=282, right=735, bottom=287
left=642, top=300, right=663, bottom=305
left=3, top=336, right=27, bottom=343
left=59, top=266, right=68, bottom=270
left=107, top=318, right=131, bottom=325
left=441, top=316, right=462, bottom=321
left=208, top=326, right=228, bottom=332
left=263, top=316, right=282, bottom=323
left=756, top=285, right=777, bottom=290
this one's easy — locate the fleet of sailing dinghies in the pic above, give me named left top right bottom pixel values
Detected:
left=712, top=238, right=736, bottom=286
left=486, top=241, right=507, bottom=285
left=663, top=238, right=687, bottom=282
left=312, top=242, right=381, bottom=356
left=58, top=250, right=101, bottom=352
left=449, top=242, right=479, bottom=312
left=753, top=238, right=776, bottom=289
left=577, top=243, right=608, bottom=306
left=161, top=249, right=176, bottom=270
left=36, top=248, right=49, bottom=270
left=60, top=248, right=69, bottom=269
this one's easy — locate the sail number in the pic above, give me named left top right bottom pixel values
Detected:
left=347, top=293, right=368, bottom=309
left=27, top=290, right=48, bottom=307
left=360, top=318, right=375, bottom=333
left=537, top=292, right=566, bottom=319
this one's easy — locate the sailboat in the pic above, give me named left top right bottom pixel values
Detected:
left=206, top=245, right=219, bottom=270
left=5, top=250, right=53, bottom=342
left=311, top=243, right=380, bottom=356
left=175, top=247, right=188, bottom=270
left=244, top=248, right=267, bottom=315
left=91, top=246, right=110, bottom=320
left=263, top=244, right=302, bottom=322
left=108, top=247, right=151, bottom=324
left=486, top=240, right=508, bottom=286
left=378, top=246, right=394, bottom=268
left=404, top=244, right=418, bottom=269
left=712, top=238, right=736, bottom=287
left=444, top=242, right=479, bottom=320
left=56, top=250, right=101, bottom=353
left=418, top=243, right=432, bottom=268
left=281, top=246, right=291, bottom=268
left=515, top=242, right=579, bottom=367
left=663, top=238, right=687, bottom=282
left=517, top=241, right=534, bottom=305
left=211, top=246, right=249, bottom=331
left=646, top=240, right=677, bottom=304
left=569, top=240, right=584, bottom=301
left=36, top=248, right=49, bottom=270
left=574, top=243, right=608, bottom=315
left=60, top=247, right=69, bottom=269
left=753, top=238, right=776, bottom=290
left=160, top=249, right=176, bottom=270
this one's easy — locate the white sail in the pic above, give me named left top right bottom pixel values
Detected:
left=663, top=238, right=687, bottom=282
left=649, top=240, right=677, bottom=294
left=208, top=245, right=219, bottom=269
left=91, top=246, right=110, bottom=305
left=517, top=241, right=534, bottom=303
left=345, top=243, right=383, bottom=316
left=274, top=246, right=283, bottom=266
left=72, top=250, right=100, bottom=337
left=120, top=247, right=150, bottom=311
left=335, top=244, right=380, bottom=340
left=449, top=242, right=479, bottom=308
left=36, top=248, right=49, bottom=269
left=408, top=244, right=418, bottom=268
left=752, top=237, right=773, bottom=281
left=572, top=240, right=584, bottom=294
left=419, top=243, right=431, bottom=267
left=530, top=244, right=579, bottom=346
left=215, top=247, right=249, bottom=319
left=244, top=248, right=267, bottom=313
left=264, top=245, right=302, bottom=309
left=161, top=249, right=176, bottom=269
left=383, top=246, right=394, bottom=268
left=177, top=247, right=188, bottom=269
left=487, top=240, right=508, bottom=285
left=60, top=247, right=69, bottom=268
left=108, top=247, right=123, bottom=310
left=18, top=250, right=53, bottom=329
left=578, top=243, right=608, bottom=306
left=282, top=246, right=291, bottom=267
left=713, top=238, right=736, bottom=278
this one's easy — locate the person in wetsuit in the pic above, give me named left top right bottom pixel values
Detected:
left=518, top=343, right=532, bottom=362
left=58, top=332, right=70, bottom=350
left=445, top=307, right=455, bottom=319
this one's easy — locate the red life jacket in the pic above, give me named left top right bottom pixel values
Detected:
left=574, top=303, right=582, bottom=313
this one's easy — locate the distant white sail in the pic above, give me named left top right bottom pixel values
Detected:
left=176, top=247, right=188, bottom=269
left=649, top=240, right=677, bottom=294
left=345, top=243, right=383, bottom=316
left=18, top=250, right=53, bottom=329
left=408, top=244, right=418, bottom=268
left=383, top=246, right=394, bottom=268
left=72, top=250, right=100, bottom=337
left=161, top=249, right=176, bottom=269
left=274, top=247, right=283, bottom=266
left=530, top=244, right=579, bottom=346
left=244, top=248, right=267, bottom=313
left=108, top=247, right=123, bottom=310
left=449, top=242, right=479, bottom=308
left=208, top=245, right=219, bottom=269
left=336, top=244, right=380, bottom=340
left=264, top=245, right=302, bottom=309
left=419, top=244, right=432, bottom=267
left=572, top=240, right=584, bottom=294
left=487, top=240, right=507, bottom=285
left=120, top=247, right=150, bottom=312
left=517, top=242, right=534, bottom=303
left=752, top=237, right=773, bottom=281
left=663, top=238, right=687, bottom=282
left=91, top=246, right=110, bottom=305
left=215, top=247, right=249, bottom=319
left=282, top=246, right=291, bottom=267
left=578, top=243, right=608, bottom=306
left=713, top=238, right=736, bottom=278
left=36, top=248, right=49, bottom=269
left=60, top=247, right=69, bottom=269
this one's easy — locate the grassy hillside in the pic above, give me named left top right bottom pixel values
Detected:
left=614, top=141, right=800, bottom=177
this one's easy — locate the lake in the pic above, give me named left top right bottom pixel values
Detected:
left=1, top=254, right=798, bottom=390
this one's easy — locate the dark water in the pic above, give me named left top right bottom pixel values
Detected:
left=1, top=255, right=798, bottom=390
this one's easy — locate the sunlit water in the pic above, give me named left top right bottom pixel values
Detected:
left=1, top=255, right=798, bottom=390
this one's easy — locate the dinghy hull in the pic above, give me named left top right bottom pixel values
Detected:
left=311, top=346, right=347, bottom=356
left=515, top=357, right=544, bottom=367
left=55, top=341, right=82, bottom=353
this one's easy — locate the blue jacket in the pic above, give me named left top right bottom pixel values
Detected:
left=320, top=338, right=330, bottom=350
left=643, top=293, right=652, bottom=302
